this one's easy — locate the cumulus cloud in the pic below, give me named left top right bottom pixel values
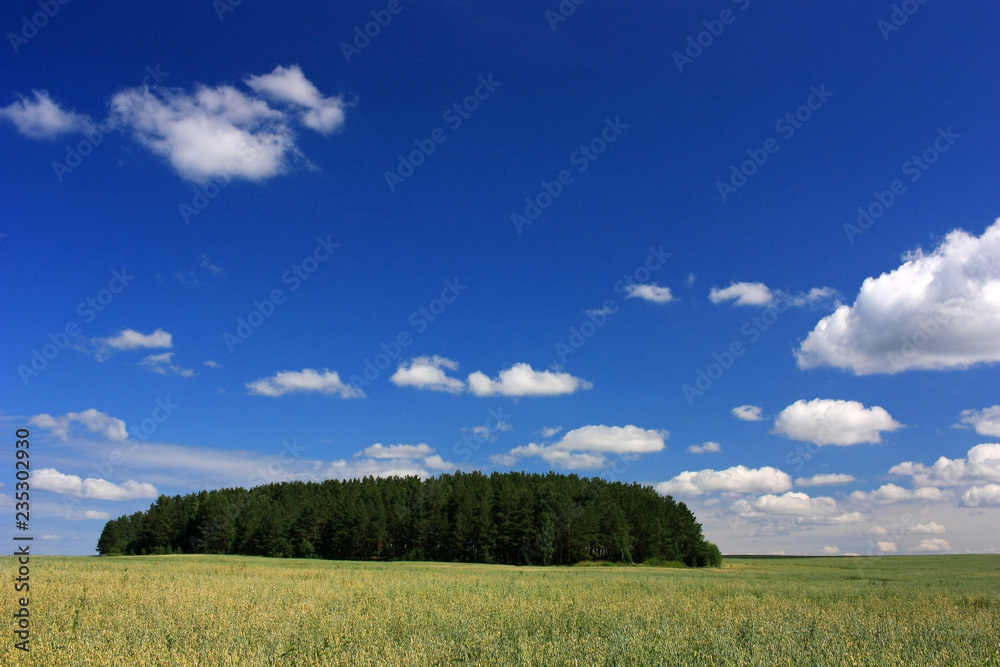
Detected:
left=140, top=352, right=194, bottom=377
left=956, top=406, right=1000, bottom=437
left=795, top=473, right=857, bottom=487
left=889, top=443, right=1000, bottom=487
left=247, top=368, right=364, bottom=398
left=0, top=90, right=92, bottom=139
left=687, top=441, right=722, bottom=454
left=731, top=491, right=838, bottom=516
left=732, top=405, right=763, bottom=421
left=541, top=426, right=562, bottom=438
left=624, top=283, right=675, bottom=304
left=390, top=356, right=465, bottom=393
left=467, top=363, right=592, bottom=397
left=29, top=409, right=128, bottom=441
left=821, top=545, right=841, bottom=554
left=100, top=328, right=173, bottom=351
left=961, top=483, right=1000, bottom=507
left=244, top=64, right=346, bottom=134
left=849, top=483, right=945, bottom=504
left=796, top=219, right=1000, bottom=374
left=772, top=398, right=902, bottom=446
left=362, top=443, right=434, bottom=459
left=656, top=465, right=792, bottom=497
left=878, top=541, right=898, bottom=553
left=34, top=468, right=157, bottom=500
left=496, top=425, right=666, bottom=470
left=709, top=282, right=774, bottom=306
left=912, top=538, right=951, bottom=553
left=909, top=521, right=946, bottom=534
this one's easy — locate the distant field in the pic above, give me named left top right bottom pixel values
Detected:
left=4, top=554, right=999, bottom=665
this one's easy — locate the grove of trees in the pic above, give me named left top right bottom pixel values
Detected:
left=97, top=471, right=722, bottom=567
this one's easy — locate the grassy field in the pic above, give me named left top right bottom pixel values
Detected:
left=3, top=554, right=998, bottom=665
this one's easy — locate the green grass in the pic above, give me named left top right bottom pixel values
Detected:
left=3, top=554, right=999, bottom=665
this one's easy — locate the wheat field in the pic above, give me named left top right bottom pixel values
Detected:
left=3, top=554, right=998, bottom=666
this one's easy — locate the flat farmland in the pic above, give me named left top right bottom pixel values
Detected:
left=3, top=554, right=999, bottom=665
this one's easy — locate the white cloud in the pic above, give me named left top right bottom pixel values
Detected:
left=624, top=283, right=675, bottom=304
left=796, top=219, right=1000, bottom=374
left=732, top=405, right=763, bottom=421
left=362, top=443, right=434, bottom=459
left=687, top=441, right=722, bottom=454
left=501, top=425, right=666, bottom=470
left=390, top=356, right=465, bottom=393
left=656, top=465, right=792, bottom=497
left=909, top=521, right=946, bottom=534
left=795, top=473, right=857, bottom=487
left=541, top=426, right=562, bottom=438
left=821, top=545, right=841, bottom=554
left=244, top=64, right=346, bottom=134
left=29, top=409, right=128, bottom=441
left=772, top=398, right=902, bottom=446
left=710, top=282, right=774, bottom=306
left=957, top=406, right=1000, bottom=437
left=961, top=483, right=1000, bottom=507
left=34, top=468, right=157, bottom=500
left=685, top=272, right=696, bottom=287
left=40, top=535, right=61, bottom=541
left=204, top=360, right=222, bottom=369
left=732, top=491, right=838, bottom=516
left=69, top=510, right=112, bottom=521
left=100, top=328, right=173, bottom=351
left=878, top=541, right=898, bottom=553
left=912, top=538, right=951, bottom=553
left=849, top=483, right=945, bottom=504
left=467, top=363, right=592, bottom=397
left=0, top=90, right=92, bottom=139
left=890, top=443, right=1000, bottom=487
left=140, top=352, right=194, bottom=377
left=247, top=368, right=364, bottom=398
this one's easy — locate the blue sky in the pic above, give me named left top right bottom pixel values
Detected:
left=2, top=1, right=999, bottom=556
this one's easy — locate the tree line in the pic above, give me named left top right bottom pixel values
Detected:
left=97, top=471, right=722, bottom=567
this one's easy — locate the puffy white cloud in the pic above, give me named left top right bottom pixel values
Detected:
left=467, top=363, right=592, bottom=397
left=890, top=443, right=1000, bottom=487
left=733, top=491, right=838, bottom=516
left=709, top=282, right=774, bottom=306
left=624, top=283, right=675, bottom=304
left=687, top=441, right=722, bottom=454
left=500, top=425, right=666, bottom=470
left=140, top=352, right=194, bottom=377
left=877, top=541, right=898, bottom=553
left=850, top=483, right=945, bottom=504
left=796, top=219, right=1000, bottom=374
left=795, top=473, right=857, bottom=487
left=656, top=465, right=792, bottom=497
left=325, top=448, right=458, bottom=480
left=772, top=398, right=902, bottom=446
left=0, top=90, right=92, bottom=139
left=390, top=356, right=465, bottom=393
left=912, top=538, right=951, bottom=553
left=247, top=368, right=364, bottom=398
left=821, top=545, right=840, bottom=554
left=34, top=468, right=157, bottom=500
left=957, top=406, right=1000, bottom=437
left=100, top=328, right=173, bottom=351
left=732, top=405, right=763, bottom=421
left=961, top=483, right=1000, bottom=507
left=541, top=426, right=562, bottom=438
left=362, top=443, right=434, bottom=459
left=244, top=64, right=346, bottom=134
left=909, top=521, right=946, bottom=534
left=29, top=409, right=128, bottom=441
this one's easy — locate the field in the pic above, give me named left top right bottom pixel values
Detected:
left=3, top=554, right=999, bottom=666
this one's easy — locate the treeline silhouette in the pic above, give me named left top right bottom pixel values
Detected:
left=97, top=471, right=722, bottom=567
